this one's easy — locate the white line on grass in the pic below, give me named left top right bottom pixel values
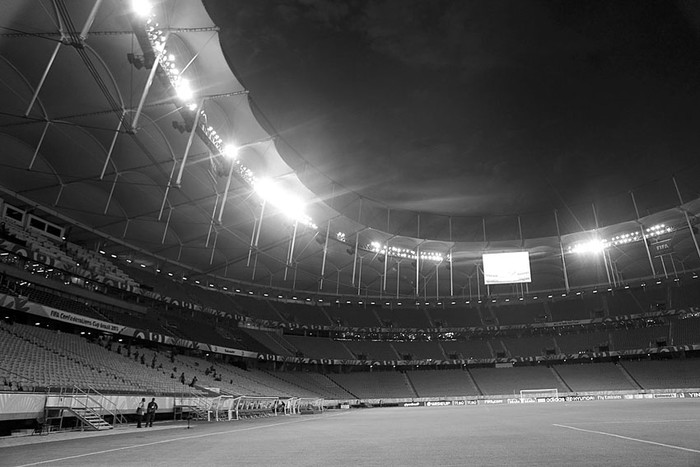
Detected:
left=568, top=419, right=700, bottom=425
left=553, top=423, right=700, bottom=454
left=13, top=413, right=348, bottom=467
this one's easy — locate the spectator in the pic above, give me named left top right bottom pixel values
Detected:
left=136, top=398, right=145, bottom=428
left=144, top=398, right=158, bottom=427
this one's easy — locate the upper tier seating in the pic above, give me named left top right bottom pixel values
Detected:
left=670, top=316, right=700, bottom=345
left=272, top=303, right=333, bottom=326
left=65, top=242, right=137, bottom=288
left=233, top=295, right=284, bottom=322
left=283, top=335, right=355, bottom=360
left=375, top=307, right=432, bottom=328
left=555, top=330, right=611, bottom=354
left=610, top=325, right=670, bottom=350
left=501, top=335, right=556, bottom=357
left=391, top=341, right=446, bottom=360
left=326, top=304, right=381, bottom=327
left=427, top=305, right=483, bottom=327
left=493, top=302, right=548, bottom=325
left=242, top=328, right=296, bottom=357
left=343, top=340, right=400, bottom=361
left=607, top=290, right=652, bottom=316
left=548, top=295, right=601, bottom=321
left=440, top=339, right=493, bottom=359
left=669, top=281, right=700, bottom=309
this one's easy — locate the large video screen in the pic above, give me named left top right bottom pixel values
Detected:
left=482, top=251, right=531, bottom=285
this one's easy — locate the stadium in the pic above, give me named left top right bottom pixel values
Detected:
left=1, top=0, right=699, bottom=465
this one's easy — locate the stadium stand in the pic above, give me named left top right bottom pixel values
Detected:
left=232, top=295, right=285, bottom=322
left=65, top=243, right=138, bottom=289
left=326, top=304, right=382, bottom=327
left=408, top=369, right=481, bottom=397
left=391, top=341, right=446, bottom=360
left=501, top=335, right=557, bottom=357
left=493, top=302, right=548, bottom=325
left=670, top=316, right=700, bottom=345
left=262, top=371, right=355, bottom=399
left=273, top=303, right=333, bottom=326
left=555, top=330, right=611, bottom=354
left=0, top=321, right=202, bottom=395
left=375, top=307, right=432, bottom=328
left=327, top=371, right=415, bottom=399
left=469, top=366, right=568, bottom=396
left=427, top=305, right=483, bottom=327
left=622, top=359, right=700, bottom=389
left=343, top=340, right=400, bottom=361
left=610, top=325, right=670, bottom=350
left=283, top=335, right=355, bottom=360
left=553, top=363, right=636, bottom=391
left=440, top=339, right=494, bottom=359
left=669, top=281, right=700, bottom=309
left=606, top=290, right=649, bottom=316
left=242, top=328, right=296, bottom=357
left=548, top=295, right=601, bottom=321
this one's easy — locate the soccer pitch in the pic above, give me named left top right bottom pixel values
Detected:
left=2, top=398, right=699, bottom=466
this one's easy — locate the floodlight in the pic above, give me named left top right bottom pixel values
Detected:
left=570, top=239, right=606, bottom=254
left=175, top=79, right=193, bottom=101
left=132, top=0, right=152, bottom=17
left=254, top=178, right=306, bottom=220
left=223, top=144, right=239, bottom=160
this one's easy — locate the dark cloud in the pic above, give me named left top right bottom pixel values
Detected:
left=206, top=0, right=700, bottom=217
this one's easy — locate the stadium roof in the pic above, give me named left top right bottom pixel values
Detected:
left=1, top=0, right=699, bottom=300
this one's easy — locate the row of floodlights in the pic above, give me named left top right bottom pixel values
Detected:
left=134, top=1, right=316, bottom=228
left=568, top=223, right=673, bottom=254
left=99, top=248, right=698, bottom=302
left=353, top=223, right=676, bottom=262
left=368, top=242, right=447, bottom=262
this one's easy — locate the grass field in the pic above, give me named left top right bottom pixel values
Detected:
left=1, top=398, right=699, bottom=466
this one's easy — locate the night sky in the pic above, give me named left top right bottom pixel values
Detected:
left=205, top=0, right=700, bottom=217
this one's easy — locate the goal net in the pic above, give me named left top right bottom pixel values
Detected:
left=519, top=388, right=558, bottom=401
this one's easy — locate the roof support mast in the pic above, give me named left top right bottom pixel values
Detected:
left=554, top=209, right=570, bottom=293
left=132, top=31, right=169, bottom=131
left=673, top=177, right=700, bottom=264
left=630, top=191, right=657, bottom=278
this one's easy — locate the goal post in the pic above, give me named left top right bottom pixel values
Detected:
left=519, top=388, right=558, bottom=401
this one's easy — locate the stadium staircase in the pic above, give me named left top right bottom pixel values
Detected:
left=403, top=372, right=419, bottom=397
left=44, top=386, right=127, bottom=431
left=616, top=362, right=643, bottom=390
left=174, top=395, right=211, bottom=421
left=485, top=340, right=496, bottom=359
left=465, top=368, right=484, bottom=396
left=69, top=407, right=112, bottom=431
left=549, top=366, right=573, bottom=392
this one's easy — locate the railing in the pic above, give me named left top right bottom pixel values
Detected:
left=75, top=385, right=128, bottom=427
